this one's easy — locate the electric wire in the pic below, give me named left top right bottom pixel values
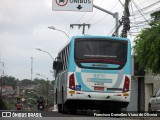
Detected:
left=138, top=0, right=153, bottom=6
left=131, top=0, right=150, bottom=25
left=131, top=0, right=160, bottom=15
left=130, top=7, right=160, bottom=20
left=74, top=13, right=86, bottom=24
left=118, top=0, right=124, bottom=7
left=85, top=0, right=105, bottom=23
left=106, top=24, right=117, bottom=36
left=129, top=2, right=138, bottom=37
left=91, top=0, right=118, bottom=25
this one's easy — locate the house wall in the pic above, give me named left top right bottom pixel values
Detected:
left=144, top=72, right=160, bottom=111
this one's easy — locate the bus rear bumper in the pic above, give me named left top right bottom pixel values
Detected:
left=65, top=99, right=129, bottom=110
left=65, top=91, right=130, bottom=110
left=67, top=91, right=130, bottom=103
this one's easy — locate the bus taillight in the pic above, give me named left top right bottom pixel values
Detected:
left=69, top=73, right=75, bottom=90
left=123, top=76, right=130, bottom=92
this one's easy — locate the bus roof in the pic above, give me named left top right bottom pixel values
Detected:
left=71, top=35, right=130, bottom=41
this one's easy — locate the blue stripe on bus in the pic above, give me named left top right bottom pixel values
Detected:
left=68, top=40, right=76, bottom=71
left=113, top=70, right=124, bottom=88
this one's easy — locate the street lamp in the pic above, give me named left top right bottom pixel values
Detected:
left=36, top=73, right=48, bottom=80
left=36, top=48, right=54, bottom=61
left=48, top=26, right=70, bottom=40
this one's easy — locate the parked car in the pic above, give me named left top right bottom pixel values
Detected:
left=148, top=89, right=160, bottom=113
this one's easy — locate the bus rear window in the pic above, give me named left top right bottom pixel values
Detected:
left=74, top=38, right=128, bottom=70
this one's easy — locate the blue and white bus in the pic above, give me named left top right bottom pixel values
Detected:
left=53, top=35, right=131, bottom=114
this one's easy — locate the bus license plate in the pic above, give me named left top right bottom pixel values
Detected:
left=94, top=87, right=104, bottom=91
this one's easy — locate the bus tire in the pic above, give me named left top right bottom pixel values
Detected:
left=62, top=87, right=68, bottom=114
left=62, top=103, right=69, bottom=114
left=115, top=107, right=122, bottom=113
left=55, top=89, right=57, bottom=104
left=100, top=108, right=107, bottom=114
left=58, top=104, right=62, bottom=113
left=69, top=107, right=77, bottom=114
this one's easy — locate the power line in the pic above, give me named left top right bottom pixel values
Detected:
left=85, top=0, right=105, bottom=23
left=107, top=24, right=117, bottom=35
left=131, top=0, right=160, bottom=15
left=128, top=2, right=138, bottom=37
left=91, top=1, right=118, bottom=25
left=130, top=2, right=138, bottom=30
left=118, top=0, right=124, bottom=7
left=74, top=13, right=86, bottom=24
left=138, top=0, right=153, bottom=6
left=130, top=7, right=160, bottom=19
left=130, top=23, right=150, bottom=27
left=129, top=0, right=160, bottom=36
left=131, top=19, right=152, bottom=25
left=131, top=0, right=150, bottom=25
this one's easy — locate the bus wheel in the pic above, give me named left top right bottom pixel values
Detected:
left=62, top=103, right=69, bottom=114
left=69, top=107, right=77, bottom=114
left=62, top=88, right=68, bottom=114
left=58, top=104, right=62, bottom=113
left=115, top=108, right=121, bottom=113
left=100, top=108, right=107, bottom=114
left=55, top=90, right=57, bottom=104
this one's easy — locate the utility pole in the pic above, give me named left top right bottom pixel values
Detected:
left=70, top=23, right=91, bottom=35
left=0, top=61, right=4, bottom=99
left=121, top=0, right=130, bottom=38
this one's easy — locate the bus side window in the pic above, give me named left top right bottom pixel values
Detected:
left=53, top=61, right=63, bottom=70
left=59, top=61, right=63, bottom=70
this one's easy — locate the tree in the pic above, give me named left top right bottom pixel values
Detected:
left=133, top=10, right=160, bottom=74
left=21, top=79, right=33, bottom=86
left=1, top=76, right=17, bottom=89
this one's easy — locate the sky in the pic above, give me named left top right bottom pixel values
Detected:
left=0, top=0, right=159, bottom=80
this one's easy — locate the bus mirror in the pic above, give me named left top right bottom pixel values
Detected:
left=53, top=61, right=58, bottom=70
left=53, top=61, right=63, bottom=70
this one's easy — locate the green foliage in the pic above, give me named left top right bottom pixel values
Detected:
left=133, top=10, right=160, bottom=74
left=33, top=78, right=46, bottom=84
left=0, top=98, right=8, bottom=110
left=51, top=80, right=55, bottom=85
left=21, top=79, right=33, bottom=86
left=1, top=76, right=17, bottom=89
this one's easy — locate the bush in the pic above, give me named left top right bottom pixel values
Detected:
left=0, top=98, right=7, bottom=110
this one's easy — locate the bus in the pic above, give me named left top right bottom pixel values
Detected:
left=53, top=35, right=131, bottom=114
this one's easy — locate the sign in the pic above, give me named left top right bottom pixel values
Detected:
left=52, top=0, right=93, bottom=12
left=76, top=85, right=81, bottom=90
